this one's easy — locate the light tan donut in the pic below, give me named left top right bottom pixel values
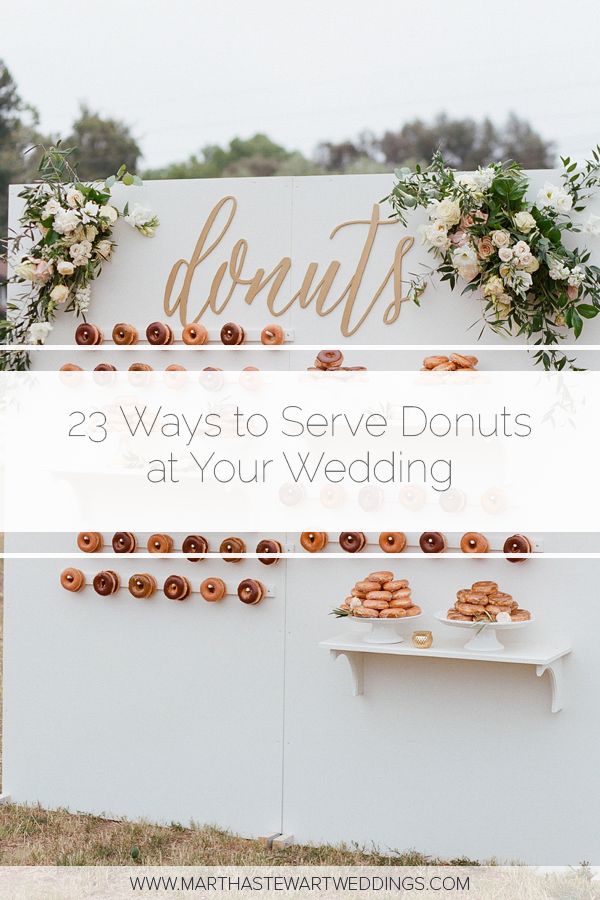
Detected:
left=353, top=606, right=379, bottom=618
left=355, top=580, right=381, bottom=593
left=383, top=580, right=409, bottom=592
left=462, top=590, right=490, bottom=604
left=378, top=532, right=407, bottom=553
left=456, top=601, right=487, bottom=616
left=471, top=581, right=498, bottom=594
left=460, top=532, right=489, bottom=554
left=390, top=597, right=412, bottom=609
left=391, top=588, right=412, bottom=600
left=405, top=605, right=422, bottom=616
left=365, top=590, right=392, bottom=602
left=380, top=607, right=406, bottom=618
left=350, top=588, right=366, bottom=599
left=364, top=598, right=390, bottom=610
left=423, top=355, right=449, bottom=369
left=448, top=610, right=473, bottom=621
left=366, top=571, right=394, bottom=584
left=450, top=353, right=478, bottom=369
left=511, top=608, right=531, bottom=621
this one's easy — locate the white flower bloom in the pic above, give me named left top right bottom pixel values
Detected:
left=42, top=198, right=62, bottom=218
left=50, top=284, right=69, bottom=304
left=537, top=182, right=573, bottom=213
left=583, top=213, right=600, bottom=236
left=491, top=230, right=510, bottom=248
left=496, top=611, right=512, bottom=624
left=498, top=247, right=514, bottom=262
left=99, top=204, right=119, bottom=224
left=420, top=220, right=450, bottom=250
left=28, top=322, right=53, bottom=344
left=512, top=270, right=533, bottom=292
left=74, top=287, right=91, bottom=314
left=81, top=200, right=100, bottom=222
left=548, top=260, right=570, bottom=281
left=452, top=243, right=480, bottom=282
left=471, top=166, right=496, bottom=191
left=96, top=239, right=114, bottom=260
left=567, top=265, right=584, bottom=287
left=429, top=197, right=461, bottom=226
left=65, top=187, right=85, bottom=208
left=69, top=239, right=93, bottom=267
left=85, top=225, right=98, bottom=242
left=513, top=211, right=536, bottom=233
left=57, top=260, right=75, bottom=276
left=513, top=241, right=530, bottom=258
left=53, top=208, right=81, bottom=234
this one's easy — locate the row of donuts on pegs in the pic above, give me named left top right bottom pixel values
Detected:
left=74, top=322, right=287, bottom=346
left=77, top=532, right=283, bottom=563
left=60, top=569, right=266, bottom=604
left=302, top=531, right=534, bottom=561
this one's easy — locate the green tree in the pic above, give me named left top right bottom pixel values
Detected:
left=66, top=105, right=141, bottom=181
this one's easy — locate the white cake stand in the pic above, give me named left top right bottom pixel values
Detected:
left=434, top=611, right=534, bottom=652
left=351, top=613, right=423, bottom=644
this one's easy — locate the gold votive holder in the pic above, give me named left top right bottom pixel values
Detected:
left=412, top=630, right=433, bottom=649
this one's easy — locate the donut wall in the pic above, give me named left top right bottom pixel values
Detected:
left=4, top=173, right=600, bottom=864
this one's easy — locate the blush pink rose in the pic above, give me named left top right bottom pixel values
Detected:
left=460, top=214, right=474, bottom=229
left=477, top=236, right=494, bottom=258
left=33, top=260, right=53, bottom=283
left=451, top=230, right=468, bottom=246
left=567, top=285, right=579, bottom=300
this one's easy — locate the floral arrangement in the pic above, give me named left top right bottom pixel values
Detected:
left=1, top=146, right=159, bottom=370
left=387, top=149, right=600, bottom=369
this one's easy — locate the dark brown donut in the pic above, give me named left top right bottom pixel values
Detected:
left=112, top=323, right=138, bottom=345
left=200, top=577, right=227, bottom=602
left=163, top=574, right=191, bottom=601
left=220, top=322, right=245, bottom=345
left=419, top=532, right=447, bottom=553
left=147, top=533, right=173, bottom=554
left=237, top=578, right=265, bottom=605
left=77, top=532, right=102, bottom=553
left=182, top=323, right=208, bottom=345
left=93, top=570, right=120, bottom=596
left=220, top=536, right=246, bottom=562
left=260, top=324, right=284, bottom=345
left=128, top=573, right=157, bottom=599
left=379, top=532, right=407, bottom=553
left=503, top=534, right=532, bottom=563
left=111, top=531, right=137, bottom=553
left=146, top=322, right=174, bottom=345
left=182, top=534, right=208, bottom=561
left=299, top=532, right=328, bottom=552
left=315, top=349, right=343, bottom=370
left=60, top=567, right=85, bottom=592
left=75, top=323, right=103, bottom=345
left=256, top=539, right=282, bottom=565
left=94, top=363, right=117, bottom=372
left=339, top=532, right=366, bottom=553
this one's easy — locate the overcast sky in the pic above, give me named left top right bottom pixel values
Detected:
left=4, top=0, right=600, bottom=169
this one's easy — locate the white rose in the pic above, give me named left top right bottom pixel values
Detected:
left=65, top=187, right=85, bottom=208
left=523, top=256, right=540, bottom=274
left=42, top=198, right=62, bottom=218
left=53, top=208, right=81, bottom=234
left=513, top=270, right=533, bottom=292
left=57, top=260, right=75, bottom=276
left=498, top=247, right=514, bottom=262
left=472, top=166, right=495, bottom=191
left=85, top=225, right=98, bottom=241
left=452, top=244, right=480, bottom=282
left=567, top=265, right=584, bottom=287
left=548, top=261, right=569, bottom=281
left=69, top=239, right=93, bottom=267
left=82, top=200, right=100, bottom=222
left=491, top=230, right=510, bottom=248
left=28, top=322, right=53, bottom=344
left=513, top=241, right=530, bottom=257
left=583, top=213, right=600, bottom=236
left=421, top=220, right=450, bottom=250
left=430, top=197, right=461, bottom=226
left=96, top=239, right=114, bottom=260
left=100, top=205, right=119, bottom=224
left=537, top=182, right=573, bottom=213
left=514, top=211, right=536, bottom=233
left=50, top=284, right=70, bottom=304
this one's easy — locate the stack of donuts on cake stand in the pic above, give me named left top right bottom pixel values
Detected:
left=436, top=580, right=533, bottom=652
left=335, top=570, right=422, bottom=643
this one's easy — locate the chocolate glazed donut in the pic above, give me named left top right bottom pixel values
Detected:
left=182, top=323, right=208, bottom=345
left=503, top=533, right=532, bottom=563
left=60, top=567, right=85, bottom=592
left=200, top=577, right=227, bottom=602
left=146, top=321, right=174, bottom=345
left=315, top=349, right=343, bottom=370
left=419, top=532, right=447, bottom=553
left=112, top=323, right=138, bottom=345
left=378, top=532, right=407, bottom=553
left=339, top=532, right=366, bottom=553
left=112, top=531, right=137, bottom=553
left=93, top=570, right=120, bottom=596
left=220, top=536, right=246, bottom=562
left=163, top=575, right=191, bottom=601
left=182, top=534, right=208, bottom=561
left=77, top=532, right=103, bottom=553
left=256, top=539, right=282, bottom=565
left=75, top=323, right=103, bottom=345
left=128, top=573, right=157, bottom=599
left=237, top=578, right=265, bottom=605
left=147, top=533, right=174, bottom=553
left=220, top=322, right=245, bottom=345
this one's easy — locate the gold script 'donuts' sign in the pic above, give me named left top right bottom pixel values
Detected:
left=163, top=196, right=416, bottom=336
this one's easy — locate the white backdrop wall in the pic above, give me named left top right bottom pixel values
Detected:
left=4, top=173, right=600, bottom=863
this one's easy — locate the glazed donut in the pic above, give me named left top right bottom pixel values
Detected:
left=378, top=532, right=407, bottom=554
left=367, top=571, right=394, bottom=584
left=111, top=531, right=137, bottom=554
left=200, top=577, right=227, bottom=602
left=460, top=532, right=489, bottom=554
left=220, top=536, right=246, bottom=562
left=94, top=363, right=117, bottom=372
left=405, top=605, right=422, bottom=616
left=75, top=323, right=103, bottom=345
left=419, top=532, right=447, bottom=553
left=147, top=533, right=174, bottom=554
left=93, top=570, right=120, bottom=596
left=481, top=487, right=508, bottom=514
left=380, top=607, right=406, bottom=618
left=60, top=567, right=85, bottom=592
left=165, top=364, right=186, bottom=372
left=146, top=321, right=174, bottom=345
left=60, top=363, right=83, bottom=372
left=471, top=580, right=498, bottom=595
left=129, top=362, right=153, bottom=371
left=365, top=590, right=392, bottom=602
left=77, top=531, right=102, bottom=553
left=315, top=349, right=343, bottom=370
left=358, top=485, right=383, bottom=512
left=391, top=588, right=412, bottom=600
left=364, top=598, right=390, bottom=610
left=339, top=532, right=366, bottom=553
left=237, top=578, right=265, bottom=605
left=353, top=606, right=378, bottom=618
left=383, top=580, right=409, bottom=592
left=300, top=532, right=328, bottom=552
left=450, top=353, right=477, bottom=369
left=489, top=592, right=515, bottom=607
left=260, top=324, right=285, bottom=345
left=456, top=601, right=487, bottom=616
left=432, top=361, right=457, bottom=371
left=240, top=366, right=261, bottom=390
left=422, top=355, right=449, bottom=369
left=503, top=534, right=532, bottom=562
left=256, top=539, right=283, bottom=565
left=448, top=610, right=473, bottom=621
left=390, top=596, right=412, bottom=609
left=163, top=574, right=192, bottom=601
left=511, top=608, right=531, bottom=621
left=462, top=589, right=491, bottom=603
left=128, top=573, right=157, bottom=599
left=112, top=323, right=138, bottom=345
left=220, top=322, right=245, bottom=345
left=182, top=323, right=208, bottom=345
left=355, top=580, right=380, bottom=593
left=182, top=534, right=208, bottom=561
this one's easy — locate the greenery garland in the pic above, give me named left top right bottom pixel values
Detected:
left=386, top=149, right=600, bottom=369
left=1, top=145, right=158, bottom=370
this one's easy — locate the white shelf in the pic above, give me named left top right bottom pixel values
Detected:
left=319, top=632, right=572, bottom=713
